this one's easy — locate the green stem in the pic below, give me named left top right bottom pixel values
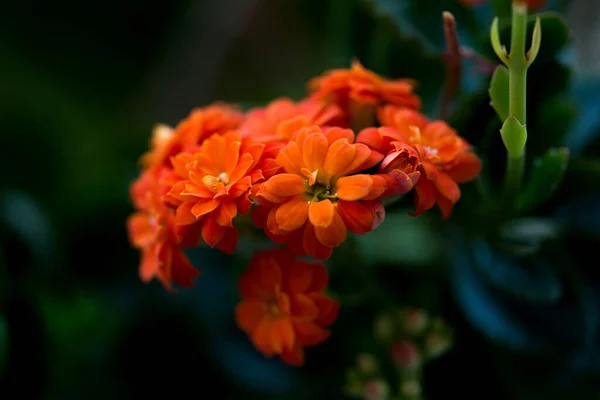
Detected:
left=504, top=2, right=528, bottom=198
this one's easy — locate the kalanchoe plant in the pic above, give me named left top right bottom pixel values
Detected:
left=125, top=0, right=600, bottom=397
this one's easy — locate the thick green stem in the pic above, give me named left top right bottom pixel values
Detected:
left=504, top=2, right=528, bottom=198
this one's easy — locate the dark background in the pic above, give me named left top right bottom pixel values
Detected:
left=1, top=0, right=600, bottom=399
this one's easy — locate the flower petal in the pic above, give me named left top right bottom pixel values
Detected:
left=435, top=172, right=461, bottom=204
left=314, top=211, right=347, bottom=248
left=275, top=195, right=310, bottom=231
left=215, top=198, right=237, bottom=227
left=235, top=300, right=265, bottom=334
left=308, top=199, right=335, bottom=228
left=446, top=152, right=482, bottom=183
left=201, top=214, right=226, bottom=247
left=323, top=139, right=356, bottom=179
left=277, top=142, right=303, bottom=175
left=264, top=174, right=306, bottom=197
left=191, top=198, right=221, bottom=218
left=302, top=223, right=334, bottom=260
left=293, top=321, right=330, bottom=346
left=336, top=174, right=373, bottom=200
left=302, top=132, right=328, bottom=172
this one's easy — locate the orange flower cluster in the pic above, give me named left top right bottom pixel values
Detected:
left=126, top=60, right=481, bottom=365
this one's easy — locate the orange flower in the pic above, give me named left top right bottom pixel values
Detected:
left=127, top=168, right=199, bottom=290
left=166, top=131, right=278, bottom=253
left=239, top=97, right=345, bottom=144
left=235, top=249, right=339, bottom=366
left=308, top=60, right=421, bottom=129
left=252, top=125, right=413, bottom=260
left=358, top=106, right=482, bottom=218
left=140, top=103, right=243, bottom=169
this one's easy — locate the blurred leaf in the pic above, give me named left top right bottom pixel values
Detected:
left=489, top=65, right=510, bottom=122
left=481, top=12, right=570, bottom=64
left=356, top=212, right=444, bottom=268
left=449, top=234, right=546, bottom=349
left=471, top=236, right=562, bottom=302
left=564, top=79, right=600, bottom=157
left=529, top=96, right=577, bottom=158
left=0, top=314, right=7, bottom=378
left=517, top=147, right=569, bottom=212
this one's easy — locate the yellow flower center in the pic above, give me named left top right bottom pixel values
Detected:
left=202, top=172, right=231, bottom=192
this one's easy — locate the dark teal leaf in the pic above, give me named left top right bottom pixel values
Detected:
left=0, top=314, right=7, bottom=378
left=564, top=78, right=600, bottom=157
left=471, top=236, right=562, bottom=303
left=489, top=65, right=510, bottom=121
left=481, top=12, right=570, bottom=64
left=449, top=235, right=545, bottom=349
left=518, top=147, right=569, bottom=212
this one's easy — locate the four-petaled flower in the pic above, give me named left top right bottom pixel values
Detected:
left=235, top=249, right=339, bottom=365
left=166, top=131, right=278, bottom=253
left=252, top=125, right=402, bottom=260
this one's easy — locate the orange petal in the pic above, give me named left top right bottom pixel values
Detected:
left=215, top=198, right=237, bottom=227
left=306, top=262, right=329, bottom=292
left=175, top=202, right=198, bottom=225
left=410, top=179, right=437, bottom=217
left=336, top=200, right=374, bottom=235
left=323, top=127, right=355, bottom=145
left=302, top=224, right=334, bottom=260
left=281, top=344, right=305, bottom=366
left=229, top=153, right=254, bottom=184
left=435, top=172, right=461, bottom=204
left=336, top=175, right=373, bottom=201
left=437, top=195, right=455, bottom=220
left=308, top=199, right=335, bottom=228
left=201, top=214, right=226, bottom=247
left=289, top=293, right=319, bottom=319
left=275, top=195, right=310, bottom=231
left=339, top=143, right=381, bottom=176
left=127, top=213, right=152, bottom=247
left=235, top=300, right=265, bottom=333
left=314, top=212, right=347, bottom=248
left=446, top=152, right=482, bottom=183
left=202, top=134, right=227, bottom=172
left=257, top=255, right=283, bottom=292
left=264, top=174, right=306, bottom=197
left=225, top=140, right=241, bottom=176
left=308, top=293, right=340, bottom=327
left=293, top=321, right=330, bottom=346
left=139, top=247, right=158, bottom=282
left=276, top=142, right=303, bottom=175
left=252, top=317, right=277, bottom=356
left=169, top=246, right=200, bottom=288
left=286, top=261, right=314, bottom=293
left=270, top=317, right=296, bottom=353
left=191, top=198, right=221, bottom=218
left=323, top=139, right=356, bottom=179
left=302, top=132, right=328, bottom=172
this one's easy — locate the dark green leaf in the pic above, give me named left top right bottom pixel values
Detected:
left=481, top=12, right=570, bottom=64
left=518, top=147, right=569, bottom=212
left=528, top=96, right=577, bottom=158
left=0, top=314, right=7, bottom=378
left=489, top=65, right=510, bottom=122
left=471, top=236, right=562, bottom=303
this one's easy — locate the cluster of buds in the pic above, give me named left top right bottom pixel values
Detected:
left=345, top=308, right=453, bottom=400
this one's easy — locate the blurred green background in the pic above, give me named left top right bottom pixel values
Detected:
left=1, top=0, right=600, bottom=399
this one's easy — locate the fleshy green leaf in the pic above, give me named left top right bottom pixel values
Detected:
left=489, top=65, right=510, bottom=121
left=518, top=147, right=570, bottom=212
left=500, top=116, right=528, bottom=157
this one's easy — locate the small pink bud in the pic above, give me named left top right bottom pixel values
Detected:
left=400, top=308, right=429, bottom=336
left=363, top=379, right=390, bottom=400
left=390, top=339, right=421, bottom=370
left=356, top=353, right=378, bottom=375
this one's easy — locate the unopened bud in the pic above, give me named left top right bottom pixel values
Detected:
left=356, top=353, right=379, bottom=375
left=400, top=308, right=429, bottom=336
left=424, top=331, right=452, bottom=360
left=390, top=340, right=421, bottom=371
left=373, top=314, right=395, bottom=342
left=400, top=379, right=422, bottom=397
left=363, top=379, right=390, bottom=400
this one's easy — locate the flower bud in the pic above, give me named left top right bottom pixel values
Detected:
left=424, top=331, right=452, bottom=360
left=373, top=314, right=395, bottom=342
left=390, top=339, right=421, bottom=371
left=400, top=308, right=429, bottom=337
left=363, top=379, right=390, bottom=400
left=400, top=379, right=422, bottom=397
left=356, top=353, right=379, bottom=376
